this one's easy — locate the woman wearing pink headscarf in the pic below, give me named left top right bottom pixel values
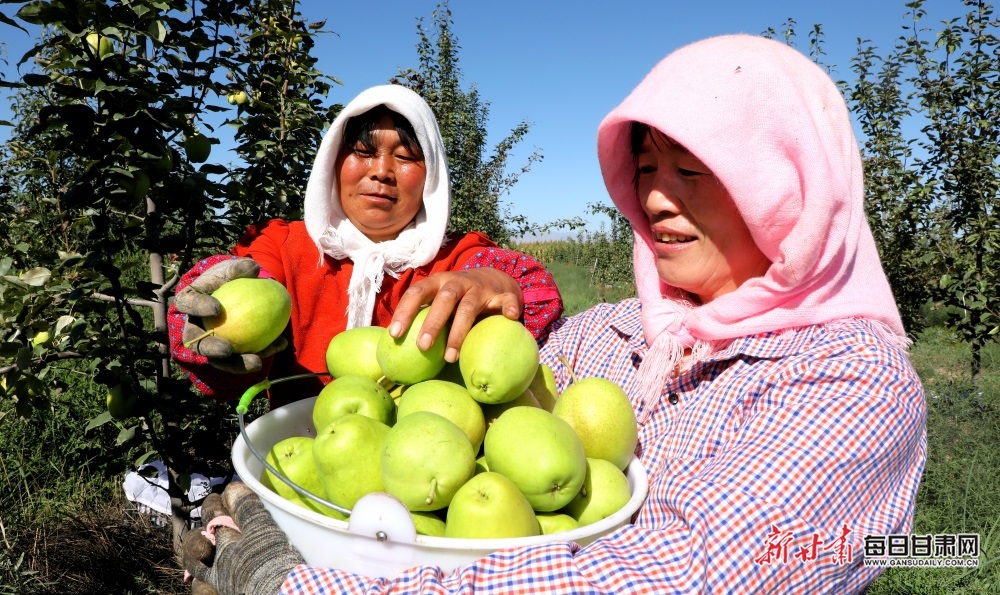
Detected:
left=180, top=35, right=926, bottom=595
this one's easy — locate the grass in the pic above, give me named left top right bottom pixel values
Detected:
left=1, top=262, right=998, bottom=593
left=866, top=328, right=1000, bottom=594
left=546, top=261, right=636, bottom=317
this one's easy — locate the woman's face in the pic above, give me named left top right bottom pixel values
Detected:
left=636, top=129, right=770, bottom=304
left=336, top=115, right=426, bottom=242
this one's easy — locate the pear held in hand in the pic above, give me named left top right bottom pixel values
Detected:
left=202, top=278, right=291, bottom=354
left=460, top=315, right=539, bottom=405
left=377, top=308, right=447, bottom=385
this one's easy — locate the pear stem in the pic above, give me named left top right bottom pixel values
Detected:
left=425, top=478, right=438, bottom=506
left=183, top=328, right=216, bottom=349
left=557, top=353, right=578, bottom=384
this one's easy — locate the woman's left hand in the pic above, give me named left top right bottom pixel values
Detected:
left=389, top=268, right=523, bottom=363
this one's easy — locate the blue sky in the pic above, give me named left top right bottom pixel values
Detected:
left=0, top=1, right=954, bottom=234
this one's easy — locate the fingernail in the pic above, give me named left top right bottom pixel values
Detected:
left=445, top=347, right=459, bottom=363
left=389, top=321, right=401, bottom=337
left=418, top=333, right=432, bottom=351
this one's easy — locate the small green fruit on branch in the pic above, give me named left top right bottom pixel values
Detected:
left=85, top=33, right=114, bottom=59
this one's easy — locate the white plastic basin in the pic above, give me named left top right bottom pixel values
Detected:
left=232, top=396, right=648, bottom=578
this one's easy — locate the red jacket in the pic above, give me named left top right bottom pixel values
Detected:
left=169, top=219, right=562, bottom=407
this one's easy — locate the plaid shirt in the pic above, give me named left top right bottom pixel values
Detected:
left=281, top=299, right=927, bottom=594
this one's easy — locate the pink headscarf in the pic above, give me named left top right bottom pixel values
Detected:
left=596, top=34, right=907, bottom=418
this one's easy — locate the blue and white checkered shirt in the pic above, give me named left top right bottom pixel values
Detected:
left=281, top=299, right=927, bottom=594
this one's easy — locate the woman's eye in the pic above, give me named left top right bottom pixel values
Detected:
left=637, top=164, right=656, bottom=175
left=678, top=168, right=703, bottom=177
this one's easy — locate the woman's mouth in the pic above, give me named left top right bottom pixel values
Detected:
left=362, top=191, right=396, bottom=203
left=653, top=232, right=695, bottom=244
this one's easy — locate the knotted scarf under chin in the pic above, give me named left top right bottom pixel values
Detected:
left=634, top=285, right=720, bottom=425
left=317, top=220, right=434, bottom=330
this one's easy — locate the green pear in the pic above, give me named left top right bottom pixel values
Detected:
left=396, top=379, right=486, bottom=452
left=381, top=411, right=476, bottom=511
left=552, top=376, right=638, bottom=470
left=184, top=132, right=212, bottom=163
left=483, top=406, right=587, bottom=512
left=85, top=33, right=114, bottom=58
left=261, top=436, right=345, bottom=520
left=460, top=315, right=539, bottom=405
left=562, top=458, right=632, bottom=527
left=480, top=386, right=540, bottom=428
left=536, top=512, right=580, bottom=535
left=445, top=472, right=540, bottom=539
left=376, top=307, right=447, bottom=385
left=312, top=413, right=391, bottom=510
left=325, top=325, right=387, bottom=382
left=411, top=511, right=447, bottom=537
left=312, top=374, right=395, bottom=433
left=202, top=278, right=291, bottom=354
left=529, top=363, right=559, bottom=412
left=106, top=384, right=137, bottom=420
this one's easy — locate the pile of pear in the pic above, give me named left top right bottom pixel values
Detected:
left=261, top=311, right=640, bottom=540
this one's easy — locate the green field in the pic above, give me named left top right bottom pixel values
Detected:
left=1, top=263, right=998, bottom=593
left=546, top=261, right=636, bottom=317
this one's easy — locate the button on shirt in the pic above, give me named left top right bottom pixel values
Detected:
left=283, top=298, right=927, bottom=594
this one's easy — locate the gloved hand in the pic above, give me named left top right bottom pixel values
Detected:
left=174, top=257, right=288, bottom=374
left=177, top=481, right=304, bottom=595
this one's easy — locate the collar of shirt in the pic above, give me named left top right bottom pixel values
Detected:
left=617, top=299, right=851, bottom=365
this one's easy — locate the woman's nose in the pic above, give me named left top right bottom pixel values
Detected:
left=369, top=153, right=395, bottom=181
left=642, top=185, right=681, bottom=216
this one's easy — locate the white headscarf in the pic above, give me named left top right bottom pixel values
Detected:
left=303, top=85, right=450, bottom=329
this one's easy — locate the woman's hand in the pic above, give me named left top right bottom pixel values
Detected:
left=178, top=481, right=302, bottom=595
left=389, top=268, right=523, bottom=363
left=173, top=257, right=287, bottom=373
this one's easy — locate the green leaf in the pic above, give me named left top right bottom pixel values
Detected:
left=148, top=20, right=166, bottom=43
left=115, top=425, right=138, bottom=445
left=14, top=1, right=49, bottom=25
left=22, top=73, right=50, bottom=87
left=55, top=315, right=76, bottom=335
left=135, top=450, right=158, bottom=466
left=0, top=11, right=28, bottom=33
left=86, top=411, right=114, bottom=431
left=20, top=267, right=51, bottom=287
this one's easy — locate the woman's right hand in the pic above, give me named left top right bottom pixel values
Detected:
left=388, top=268, right=523, bottom=363
left=173, top=257, right=287, bottom=374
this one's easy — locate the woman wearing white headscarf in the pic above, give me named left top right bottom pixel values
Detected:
left=169, top=85, right=562, bottom=407
left=180, top=36, right=926, bottom=594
